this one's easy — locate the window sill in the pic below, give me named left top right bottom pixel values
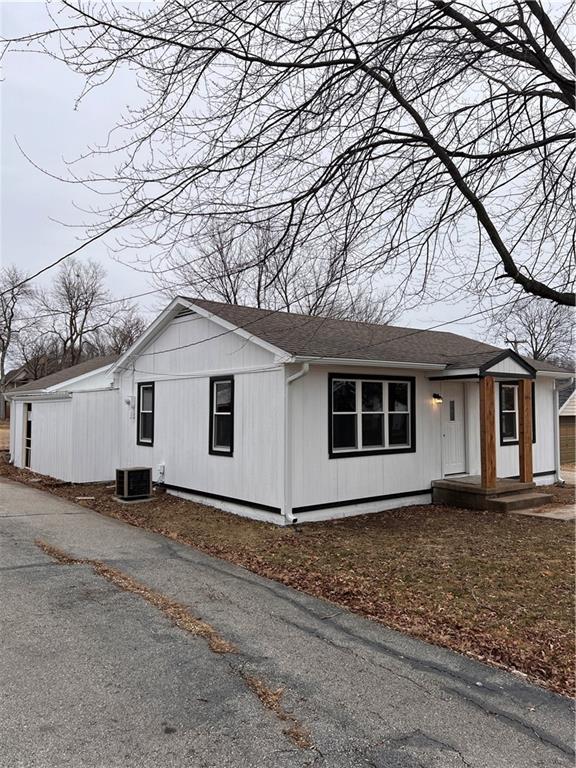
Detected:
left=329, top=446, right=415, bottom=459
left=499, top=438, right=536, bottom=447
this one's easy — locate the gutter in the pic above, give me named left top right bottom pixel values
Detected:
left=291, top=356, right=446, bottom=371
left=283, top=363, right=310, bottom=525
left=7, top=391, right=72, bottom=402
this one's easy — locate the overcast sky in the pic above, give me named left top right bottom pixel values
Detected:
left=1, top=1, right=486, bottom=338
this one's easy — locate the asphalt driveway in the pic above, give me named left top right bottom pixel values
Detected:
left=0, top=478, right=573, bottom=768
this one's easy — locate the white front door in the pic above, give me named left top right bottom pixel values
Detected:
left=441, top=382, right=466, bottom=475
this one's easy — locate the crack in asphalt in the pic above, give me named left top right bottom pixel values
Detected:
left=384, top=730, right=474, bottom=767
left=35, top=538, right=316, bottom=754
left=140, top=539, right=575, bottom=761
left=442, top=686, right=574, bottom=759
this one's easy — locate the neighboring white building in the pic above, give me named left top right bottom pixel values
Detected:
left=558, top=385, right=576, bottom=464
left=8, top=298, right=570, bottom=524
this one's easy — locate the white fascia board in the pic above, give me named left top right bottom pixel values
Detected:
left=290, top=356, right=447, bottom=371
left=45, top=364, right=115, bottom=393
left=536, top=370, right=574, bottom=380
left=428, top=368, right=479, bottom=378
left=8, top=392, right=72, bottom=402
left=112, top=297, right=187, bottom=373
left=184, top=299, right=291, bottom=360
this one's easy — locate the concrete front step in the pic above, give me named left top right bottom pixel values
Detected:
left=491, top=492, right=553, bottom=513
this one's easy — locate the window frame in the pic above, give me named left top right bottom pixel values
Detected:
left=137, top=381, right=155, bottom=447
left=24, top=402, right=32, bottom=468
left=209, top=376, right=234, bottom=456
left=328, top=373, right=416, bottom=458
left=498, top=380, right=536, bottom=446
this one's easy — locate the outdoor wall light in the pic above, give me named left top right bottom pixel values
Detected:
left=432, top=393, right=443, bottom=404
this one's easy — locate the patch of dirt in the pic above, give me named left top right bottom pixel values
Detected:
left=241, top=673, right=313, bottom=749
left=4, top=455, right=573, bottom=696
left=35, top=539, right=235, bottom=654
left=544, top=483, right=576, bottom=506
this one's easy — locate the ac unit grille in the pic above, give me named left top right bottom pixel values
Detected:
left=116, top=467, right=153, bottom=500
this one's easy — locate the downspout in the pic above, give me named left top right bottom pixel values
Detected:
left=554, top=377, right=573, bottom=485
left=283, top=363, right=310, bottom=525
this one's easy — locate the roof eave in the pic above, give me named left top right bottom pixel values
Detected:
left=536, top=370, right=575, bottom=379
left=8, top=391, right=72, bottom=402
left=290, top=356, right=447, bottom=371
left=44, top=364, right=115, bottom=393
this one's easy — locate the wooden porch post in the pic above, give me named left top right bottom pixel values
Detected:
left=518, top=378, right=533, bottom=483
left=479, top=375, right=496, bottom=488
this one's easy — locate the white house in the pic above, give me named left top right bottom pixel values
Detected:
left=8, top=298, right=570, bottom=524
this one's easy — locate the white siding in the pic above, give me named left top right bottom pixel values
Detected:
left=464, top=381, right=481, bottom=476
left=116, top=313, right=284, bottom=511
left=117, top=313, right=275, bottom=380
left=463, top=378, right=556, bottom=481
left=289, top=365, right=440, bottom=512
left=10, top=390, right=119, bottom=483
left=496, top=377, right=556, bottom=480
left=28, top=399, right=74, bottom=480
left=9, top=400, right=24, bottom=466
left=69, top=389, right=120, bottom=482
left=289, top=370, right=558, bottom=518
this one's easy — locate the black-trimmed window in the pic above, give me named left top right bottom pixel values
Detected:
left=499, top=381, right=536, bottom=445
left=329, top=374, right=415, bottom=457
left=137, top=382, right=154, bottom=446
left=210, top=377, right=234, bottom=455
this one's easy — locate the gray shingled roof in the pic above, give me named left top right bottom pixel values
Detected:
left=12, top=355, right=118, bottom=393
left=187, top=298, right=570, bottom=374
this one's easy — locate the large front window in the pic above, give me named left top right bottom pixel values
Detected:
left=330, top=375, right=414, bottom=457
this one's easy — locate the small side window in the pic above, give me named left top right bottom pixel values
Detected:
left=137, top=382, right=154, bottom=446
left=210, top=377, right=234, bottom=455
left=500, top=383, right=518, bottom=441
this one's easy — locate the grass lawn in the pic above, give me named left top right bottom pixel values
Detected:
left=1, top=455, right=573, bottom=696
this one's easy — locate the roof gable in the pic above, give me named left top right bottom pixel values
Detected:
left=112, top=297, right=288, bottom=374
left=479, top=350, right=536, bottom=378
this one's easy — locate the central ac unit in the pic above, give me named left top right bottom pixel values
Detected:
left=115, top=467, right=153, bottom=501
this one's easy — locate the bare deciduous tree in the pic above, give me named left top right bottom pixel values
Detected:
left=8, top=0, right=575, bottom=307
left=88, top=307, right=147, bottom=356
left=13, top=330, right=61, bottom=381
left=162, top=223, right=399, bottom=323
left=488, top=298, right=574, bottom=366
left=0, top=266, right=34, bottom=418
left=35, top=258, right=143, bottom=366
